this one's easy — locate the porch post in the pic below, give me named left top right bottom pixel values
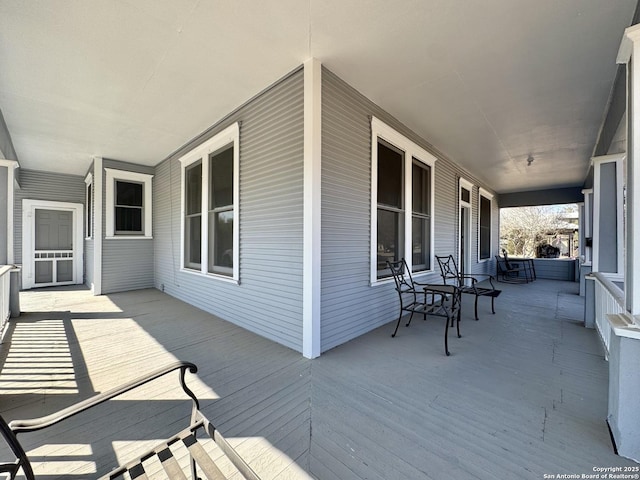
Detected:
left=302, top=58, right=322, bottom=359
left=93, top=157, right=103, bottom=295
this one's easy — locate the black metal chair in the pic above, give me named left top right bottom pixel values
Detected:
left=435, top=255, right=501, bottom=321
left=501, top=248, right=536, bottom=281
left=495, top=252, right=531, bottom=283
left=387, top=259, right=462, bottom=356
left=0, top=361, right=261, bottom=480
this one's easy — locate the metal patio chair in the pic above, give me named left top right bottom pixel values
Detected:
left=435, top=255, right=501, bottom=321
left=387, top=259, right=462, bottom=356
left=501, top=248, right=536, bottom=281
left=0, top=361, right=261, bottom=480
left=495, top=251, right=531, bottom=283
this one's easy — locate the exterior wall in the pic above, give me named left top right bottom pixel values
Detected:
left=320, top=68, right=498, bottom=352
left=0, top=166, right=7, bottom=265
left=13, top=169, right=85, bottom=265
left=100, top=159, right=155, bottom=294
left=154, top=68, right=305, bottom=352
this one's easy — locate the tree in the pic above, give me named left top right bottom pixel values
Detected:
left=500, top=206, right=567, bottom=258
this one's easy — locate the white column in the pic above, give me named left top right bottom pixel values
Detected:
left=93, top=157, right=103, bottom=295
left=302, top=58, right=322, bottom=359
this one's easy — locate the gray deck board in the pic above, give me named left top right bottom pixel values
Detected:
left=0, top=280, right=636, bottom=479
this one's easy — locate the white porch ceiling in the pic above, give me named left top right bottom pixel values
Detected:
left=0, top=0, right=635, bottom=194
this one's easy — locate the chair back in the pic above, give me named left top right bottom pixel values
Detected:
left=501, top=248, right=514, bottom=269
left=386, top=259, right=415, bottom=294
left=435, top=255, right=461, bottom=287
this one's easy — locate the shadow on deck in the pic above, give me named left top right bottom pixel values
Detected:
left=0, top=280, right=636, bottom=479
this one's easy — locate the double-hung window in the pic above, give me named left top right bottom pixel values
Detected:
left=371, top=117, right=435, bottom=282
left=105, top=169, right=153, bottom=238
left=478, top=188, right=493, bottom=261
left=180, top=123, right=239, bottom=281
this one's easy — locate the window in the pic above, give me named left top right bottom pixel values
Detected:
left=478, top=188, right=493, bottom=261
left=85, top=173, right=93, bottom=238
left=180, top=122, right=239, bottom=281
left=105, top=169, right=153, bottom=238
left=371, top=117, right=435, bottom=281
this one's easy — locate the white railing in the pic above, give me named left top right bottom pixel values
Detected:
left=593, top=272, right=625, bottom=357
left=0, top=265, right=12, bottom=340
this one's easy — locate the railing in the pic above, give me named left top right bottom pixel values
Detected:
left=592, top=272, right=625, bottom=357
left=0, top=265, right=12, bottom=340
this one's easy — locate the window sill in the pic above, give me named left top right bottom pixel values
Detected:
left=105, top=235, right=153, bottom=240
left=180, top=267, right=239, bottom=285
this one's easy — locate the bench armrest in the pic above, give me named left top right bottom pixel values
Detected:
left=9, top=361, right=198, bottom=434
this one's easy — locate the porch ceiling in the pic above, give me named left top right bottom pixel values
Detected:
left=0, top=1, right=635, bottom=193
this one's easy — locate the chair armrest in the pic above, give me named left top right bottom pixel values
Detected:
left=9, top=361, right=198, bottom=434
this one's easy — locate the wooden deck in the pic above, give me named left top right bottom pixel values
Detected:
left=0, top=280, right=636, bottom=479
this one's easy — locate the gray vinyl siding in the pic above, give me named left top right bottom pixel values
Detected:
left=13, top=169, right=85, bottom=265
left=0, top=166, right=7, bottom=264
left=102, top=239, right=153, bottom=293
left=321, top=68, right=498, bottom=352
left=99, top=159, right=155, bottom=294
left=154, top=68, right=305, bottom=352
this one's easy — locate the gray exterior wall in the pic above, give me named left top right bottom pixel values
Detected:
left=320, top=69, right=498, bottom=352
left=13, top=169, right=85, bottom=265
left=154, top=68, right=305, bottom=352
left=100, top=159, right=155, bottom=294
left=0, top=166, right=7, bottom=265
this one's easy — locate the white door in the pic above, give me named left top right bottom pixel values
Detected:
left=23, top=200, right=84, bottom=289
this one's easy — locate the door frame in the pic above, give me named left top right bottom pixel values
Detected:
left=459, top=178, right=473, bottom=275
left=22, top=199, right=84, bottom=290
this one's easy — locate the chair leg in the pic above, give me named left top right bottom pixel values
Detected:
left=456, top=309, right=461, bottom=338
left=391, top=311, right=403, bottom=337
left=405, top=311, right=415, bottom=328
left=444, top=315, right=450, bottom=356
left=491, top=296, right=496, bottom=314
left=474, top=296, right=479, bottom=320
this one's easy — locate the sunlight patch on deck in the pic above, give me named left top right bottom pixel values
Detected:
left=0, top=319, right=78, bottom=394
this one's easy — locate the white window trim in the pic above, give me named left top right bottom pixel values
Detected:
left=478, top=187, right=493, bottom=262
left=370, top=117, right=436, bottom=285
left=179, top=122, right=240, bottom=283
left=105, top=168, right=153, bottom=239
left=84, top=173, right=93, bottom=240
left=459, top=177, right=473, bottom=271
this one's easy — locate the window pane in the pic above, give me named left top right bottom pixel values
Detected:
left=412, top=216, right=430, bottom=271
left=461, top=187, right=470, bottom=203
left=209, top=210, right=233, bottom=275
left=185, top=216, right=202, bottom=267
left=210, top=146, right=234, bottom=209
left=412, top=161, right=430, bottom=214
left=377, top=209, right=403, bottom=276
left=57, top=260, right=73, bottom=282
left=116, top=181, right=143, bottom=206
left=377, top=140, right=404, bottom=208
left=115, top=207, right=142, bottom=233
left=479, top=195, right=491, bottom=259
left=185, top=163, right=202, bottom=215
